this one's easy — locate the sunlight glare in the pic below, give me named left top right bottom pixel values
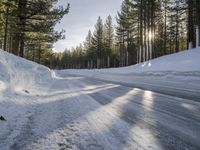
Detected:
left=148, top=31, right=153, bottom=40
left=181, top=103, right=196, bottom=111
left=148, top=62, right=151, bottom=67
left=142, top=90, right=154, bottom=108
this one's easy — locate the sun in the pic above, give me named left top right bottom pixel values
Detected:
left=148, top=32, right=153, bottom=40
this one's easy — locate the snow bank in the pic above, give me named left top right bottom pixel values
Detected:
left=0, top=49, right=55, bottom=149
left=105, top=48, right=200, bottom=74
left=60, top=48, right=200, bottom=75
left=0, top=49, right=52, bottom=94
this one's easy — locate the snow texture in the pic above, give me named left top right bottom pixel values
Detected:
left=0, top=48, right=200, bottom=150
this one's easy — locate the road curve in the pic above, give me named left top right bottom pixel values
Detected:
left=1, top=74, right=200, bottom=150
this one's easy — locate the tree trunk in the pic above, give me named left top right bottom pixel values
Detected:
left=196, top=0, right=200, bottom=47
left=18, top=0, right=27, bottom=57
left=187, top=0, right=195, bottom=49
left=139, top=0, right=143, bottom=62
left=144, top=1, right=147, bottom=62
left=12, top=34, right=20, bottom=55
left=3, top=7, right=9, bottom=51
left=196, top=26, right=199, bottom=47
left=8, top=33, right=12, bottom=52
left=164, top=0, right=167, bottom=54
left=19, top=34, right=25, bottom=57
left=107, top=56, right=110, bottom=68
left=175, top=1, right=180, bottom=52
left=38, top=44, right=41, bottom=64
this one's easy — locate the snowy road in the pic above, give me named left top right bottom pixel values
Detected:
left=1, top=73, right=200, bottom=150
left=58, top=70, right=200, bottom=102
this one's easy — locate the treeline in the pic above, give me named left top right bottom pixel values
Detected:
left=54, top=0, right=200, bottom=69
left=0, top=0, right=69, bottom=67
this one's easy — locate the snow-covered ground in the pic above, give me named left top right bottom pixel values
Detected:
left=0, top=48, right=200, bottom=150
left=59, top=48, right=200, bottom=74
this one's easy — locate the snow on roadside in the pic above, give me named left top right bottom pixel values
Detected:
left=58, top=48, right=200, bottom=75
left=0, top=49, right=53, bottom=95
left=103, top=48, right=200, bottom=74
left=0, top=49, right=54, bottom=149
left=57, top=48, right=200, bottom=84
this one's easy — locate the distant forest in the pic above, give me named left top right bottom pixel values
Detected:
left=0, top=0, right=200, bottom=69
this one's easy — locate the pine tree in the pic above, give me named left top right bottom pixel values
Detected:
left=104, top=15, right=114, bottom=67
left=1, top=0, right=69, bottom=57
left=116, top=0, right=134, bottom=66
left=84, top=30, right=94, bottom=68
left=187, top=0, right=195, bottom=49
left=0, top=0, right=17, bottom=52
left=51, top=0, right=197, bottom=70
left=116, top=19, right=126, bottom=67
left=92, top=16, right=105, bottom=68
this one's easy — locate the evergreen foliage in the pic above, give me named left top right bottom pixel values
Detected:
left=1, top=0, right=199, bottom=69
left=56, top=0, right=199, bottom=69
left=0, top=0, right=69, bottom=67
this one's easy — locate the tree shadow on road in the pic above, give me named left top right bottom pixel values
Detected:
left=1, top=77, right=200, bottom=150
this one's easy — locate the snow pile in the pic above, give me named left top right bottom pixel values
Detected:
left=0, top=49, right=52, bottom=94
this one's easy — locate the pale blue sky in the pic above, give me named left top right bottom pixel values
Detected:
left=53, top=0, right=122, bottom=52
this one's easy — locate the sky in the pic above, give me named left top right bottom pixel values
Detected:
left=53, top=0, right=122, bottom=52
